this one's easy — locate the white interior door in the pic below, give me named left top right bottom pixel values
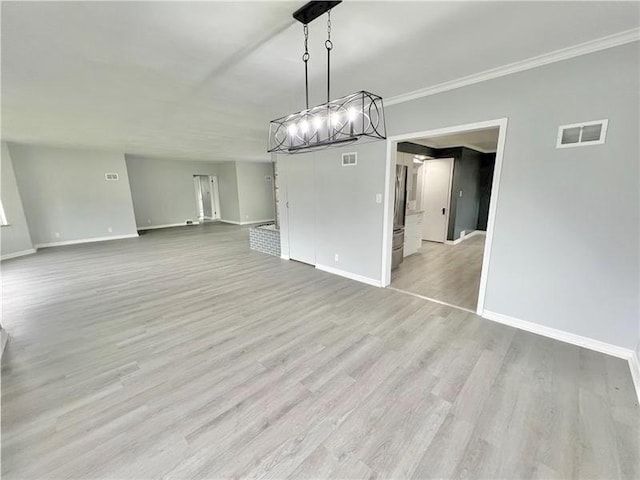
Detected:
left=194, top=176, right=204, bottom=219
left=199, top=176, right=213, bottom=218
left=286, top=155, right=315, bottom=265
left=420, top=158, right=453, bottom=243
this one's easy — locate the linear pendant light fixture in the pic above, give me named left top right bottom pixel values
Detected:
left=268, top=1, right=386, bottom=154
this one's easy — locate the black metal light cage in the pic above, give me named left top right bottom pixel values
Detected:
left=268, top=90, right=386, bottom=154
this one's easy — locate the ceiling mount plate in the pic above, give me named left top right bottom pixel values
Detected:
left=293, top=1, right=342, bottom=24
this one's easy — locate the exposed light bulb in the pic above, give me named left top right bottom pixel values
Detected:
left=347, top=107, right=358, bottom=122
left=330, top=112, right=341, bottom=126
left=288, top=124, right=297, bottom=136
left=313, top=116, right=323, bottom=129
left=300, top=120, right=309, bottom=134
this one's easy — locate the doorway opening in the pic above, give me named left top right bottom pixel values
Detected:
left=193, top=175, right=221, bottom=222
left=382, top=119, right=507, bottom=314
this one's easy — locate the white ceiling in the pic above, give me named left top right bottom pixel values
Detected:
left=414, top=128, right=500, bottom=153
left=2, top=1, right=638, bottom=162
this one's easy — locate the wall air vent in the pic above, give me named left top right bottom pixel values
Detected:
left=342, top=152, right=357, bottom=166
left=105, top=173, right=119, bottom=181
left=556, top=119, right=608, bottom=148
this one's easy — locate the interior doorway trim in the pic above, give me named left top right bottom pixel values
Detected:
left=381, top=117, right=508, bottom=315
left=193, top=175, right=221, bottom=221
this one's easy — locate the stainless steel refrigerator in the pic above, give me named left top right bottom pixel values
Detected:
left=392, top=164, right=407, bottom=270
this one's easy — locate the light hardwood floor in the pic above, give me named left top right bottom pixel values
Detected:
left=2, top=224, right=638, bottom=479
left=391, top=235, right=485, bottom=311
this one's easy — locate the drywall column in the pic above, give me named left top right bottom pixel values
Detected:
left=449, top=148, right=482, bottom=240
left=235, top=162, right=276, bottom=224
left=278, top=141, right=387, bottom=282
left=276, top=158, right=290, bottom=258
left=1, top=142, right=34, bottom=259
left=217, top=162, right=241, bottom=223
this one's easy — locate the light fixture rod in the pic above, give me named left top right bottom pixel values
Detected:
left=303, top=23, right=310, bottom=110
left=305, top=59, right=309, bottom=110
left=326, top=10, right=332, bottom=103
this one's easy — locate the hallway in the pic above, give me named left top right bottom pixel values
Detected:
left=391, top=234, right=485, bottom=311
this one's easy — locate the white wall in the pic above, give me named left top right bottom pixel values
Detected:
left=125, top=155, right=224, bottom=228
left=279, top=143, right=386, bottom=281
left=9, top=144, right=138, bottom=246
left=0, top=142, right=34, bottom=258
left=3, top=144, right=272, bottom=247
left=236, top=162, right=275, bottom=223
left=217, top=162, right=241, bottom=223
left=279, top=42, right=639, bottom=350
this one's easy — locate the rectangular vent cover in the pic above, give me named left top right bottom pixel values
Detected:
left=557, top=120, right=608, bottom=148
left=342, top=152, right=357, bottom=166
left=105, top=173, right=119, bottom=181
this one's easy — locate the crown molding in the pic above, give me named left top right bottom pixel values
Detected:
left=385, top=28, right=640, bottom=106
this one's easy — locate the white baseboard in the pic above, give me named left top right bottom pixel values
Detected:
left=34, top=233, right=139, bottom=249
left=1, top=248, right=37, bottom=261
left=465, top=230, right=486, bottom=239
left=315, top=264, right=382, bottom=288
left=445, top=230, right=486, bottom=246
left=483, top=309, right=639, bottom=402
left=280, top=254, right=290, bottom=260
left=482, top=310, right=634, bottom=359
left=138, top=222, right=199, bottom=231
left=220, top=219, right=275, bottom=226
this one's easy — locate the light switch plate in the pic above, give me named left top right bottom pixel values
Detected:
left=375, top=193, right=382, bottom=204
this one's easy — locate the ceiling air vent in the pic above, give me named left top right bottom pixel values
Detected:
left=105, top=173, right=119, bottom=181
left=557, top=119, right=608, bottom=148
left=342, top=152, right=357, bottom=166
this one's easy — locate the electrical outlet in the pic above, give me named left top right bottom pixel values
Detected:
left=334, top=254, right=339, bottom=262
left=459, top=190, right=463, bottom=197
left=55, top=232, right=60, bottom=238
left=108, top=227, right=112, bottom=233
left=375, top=193, right=382, bottom=204
left=147, top=219, right=151, bottom=224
